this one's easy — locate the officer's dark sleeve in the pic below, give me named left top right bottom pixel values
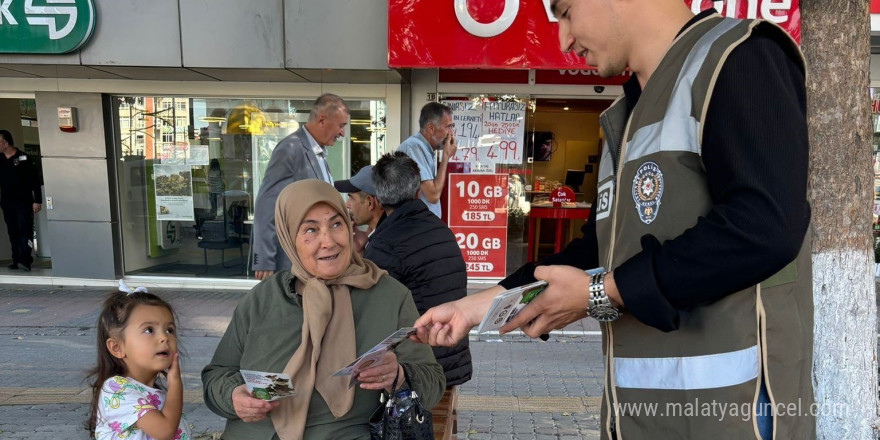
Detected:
left=499, top=199, right=600, bottom=289
left=613, top=32, right=810, bottom=332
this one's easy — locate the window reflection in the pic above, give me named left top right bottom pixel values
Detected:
left=112, top=96, right=386, bottom=278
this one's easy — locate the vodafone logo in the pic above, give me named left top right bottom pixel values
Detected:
left=455, top=0, right=557, bottom=38
left=454, top=0, right=518, bottom=37
left=455, top=0, right=794, bottom=38
left=558, top=69, right=633, bottom=77
left=388, top=0, right=798, bottom=69
left=691, top=0, right=793, bottom=24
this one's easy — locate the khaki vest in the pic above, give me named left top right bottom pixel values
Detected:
left=595, top=15, right=814, bottom=440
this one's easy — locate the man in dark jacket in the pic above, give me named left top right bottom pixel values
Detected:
left=365, top=152, right=472, bottom=417
left=0, top=130, right=42, bottom=272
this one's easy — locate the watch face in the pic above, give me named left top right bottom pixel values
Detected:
left=591, top=305, right=620, bottom=322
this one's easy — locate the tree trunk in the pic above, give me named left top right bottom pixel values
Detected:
left=801, top=1, right=879, bottom=438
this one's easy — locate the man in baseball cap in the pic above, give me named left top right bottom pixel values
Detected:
left=334, top=165, right=384, bottom=252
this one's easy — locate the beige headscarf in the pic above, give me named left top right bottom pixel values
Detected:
left=269, top=179, right=385, bottom=440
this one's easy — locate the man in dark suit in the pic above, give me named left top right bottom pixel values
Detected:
left=252, top=94, right=349, bottom=280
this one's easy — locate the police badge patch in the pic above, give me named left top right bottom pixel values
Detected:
left=632, top=161, right=663, bottom=224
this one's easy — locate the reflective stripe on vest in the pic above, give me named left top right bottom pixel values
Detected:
left=613, top=345, right=759, bottom=390
left=623, top=18, right=740, bottom=165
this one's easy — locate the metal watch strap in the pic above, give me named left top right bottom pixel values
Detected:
left=588, top=272, right=607, bottom=306
left=587, top=271, right=620, bottom=321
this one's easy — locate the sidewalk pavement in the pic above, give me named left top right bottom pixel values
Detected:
left=0, top=284, right=605, bottom=440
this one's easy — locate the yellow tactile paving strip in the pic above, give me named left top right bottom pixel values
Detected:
left=0, top=387, right=601, bottom=413
left=457, top=395, right=602, bottom=413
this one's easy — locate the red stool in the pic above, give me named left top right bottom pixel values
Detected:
left=527, top=206, right=591, bottom=262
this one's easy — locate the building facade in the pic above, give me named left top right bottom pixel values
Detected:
left=0, top=0, right=803, bottom=286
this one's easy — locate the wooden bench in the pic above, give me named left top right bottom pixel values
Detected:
left=432, top=386, right=459, bottom=440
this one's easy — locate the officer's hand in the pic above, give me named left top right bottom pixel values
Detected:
left=32, top=203, right=41, bottom=214
left=411, top=303, right=472, bottom=347
left=254, top=270, right=274, bottom=281
left=410, top=285, right=503, bottom=347
left=500, top=265, right=591, bottom=338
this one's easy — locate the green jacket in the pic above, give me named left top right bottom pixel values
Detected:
left=202, top=271, right=446, bottom=440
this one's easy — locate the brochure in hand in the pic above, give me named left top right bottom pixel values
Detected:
left=332, top=327, right=417, bottom=388
left=240, top=370, right=296, bottom=401
left=475, top=267, right=605, bottom=334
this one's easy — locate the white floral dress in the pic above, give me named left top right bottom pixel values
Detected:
left=95, top=376, right=192, bottom=440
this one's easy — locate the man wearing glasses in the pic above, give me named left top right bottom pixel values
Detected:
left=396, top=102, right=458, bottom=218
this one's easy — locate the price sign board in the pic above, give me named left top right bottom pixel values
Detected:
left=452, top=226, right=508, bottom=279
left=482, top=101, right=525, bottom=165
left=445, top=100, right=482, bottom=150
left=449, top=174, right=509, bottom=279
left=449, top=174, right=509, bottom=228
left=442, top=100, right=526, bottom=171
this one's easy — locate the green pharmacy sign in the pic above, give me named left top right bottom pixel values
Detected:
left=0, top=0, right=95, bottom=54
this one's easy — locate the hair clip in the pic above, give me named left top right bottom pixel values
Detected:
left=118, top=280, right=148, bottom=296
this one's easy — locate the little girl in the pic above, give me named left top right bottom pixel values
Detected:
left=87, top=281, right=191, bottom=440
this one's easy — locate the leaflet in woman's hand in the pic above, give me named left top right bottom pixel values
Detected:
left=332, top=327, right=417, bottom=385
left=240, top=370, right=296, bottom=401
left=475, top=280, right=548, bottom=334
left=375, top=327, right=417, bottom=352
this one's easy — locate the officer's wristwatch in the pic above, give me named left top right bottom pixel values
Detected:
left=588, top=271, right=621, bottom=322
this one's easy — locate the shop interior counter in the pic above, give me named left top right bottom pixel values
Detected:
left=527, top=201, right=591, bottom=262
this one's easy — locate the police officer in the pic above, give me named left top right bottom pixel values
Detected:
left=0, top=130, right=42, bottom=272
left=412, top=1, right=813, bottom=439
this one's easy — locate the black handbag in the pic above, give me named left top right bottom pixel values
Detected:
left=369, top=365, right=434, bottom=440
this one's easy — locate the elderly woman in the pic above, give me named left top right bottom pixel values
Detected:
left=202, top=179, right=445, bottom=439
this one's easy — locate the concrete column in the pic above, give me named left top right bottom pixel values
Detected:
left=35, top=92, right=117, bottom=279
left=408, top=69, right=439, bottom=137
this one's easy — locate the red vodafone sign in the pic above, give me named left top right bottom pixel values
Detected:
left=448, top=174, right=509, bottom=279
left=388, top=0, right=800, bottom=69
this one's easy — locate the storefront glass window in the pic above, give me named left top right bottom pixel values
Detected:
left=111, top=96, right=386, bottom=278
left=438, top=93, right=612, bottom=279
left=435, top=94, right=534, bottom=279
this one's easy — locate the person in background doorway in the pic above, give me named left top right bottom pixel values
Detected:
left=251, top=94, right=350, bottom=281
left=0, top=130, right=42, bottom=272
left=334, top=165, right=383, bottom=254
left=396, top=102, right=458, bottom=218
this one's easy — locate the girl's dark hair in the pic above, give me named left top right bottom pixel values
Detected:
left=85, top=290, right=178, bottom=436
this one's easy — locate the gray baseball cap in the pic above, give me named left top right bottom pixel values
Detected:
left=333, top=165, right=376, bottom=196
